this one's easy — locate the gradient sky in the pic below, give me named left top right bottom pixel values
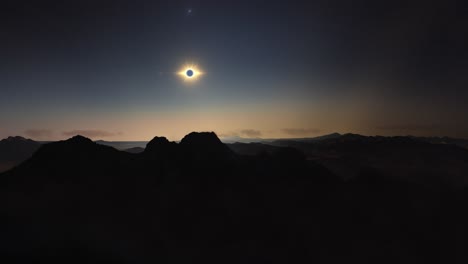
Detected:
left=1, top=0, right=467, bottom=140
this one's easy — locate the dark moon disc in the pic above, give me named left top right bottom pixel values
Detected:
left=186, top=69, right=194, bottom=77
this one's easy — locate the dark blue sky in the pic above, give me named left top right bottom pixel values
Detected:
left=1, top=0, right=467, bottom=140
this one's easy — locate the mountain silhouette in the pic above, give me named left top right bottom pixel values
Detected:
left=145, top=136, right=177, bottom=154
left=0, top=136, right=41, bottom=173
left=0, top=132, right=465, bottom=263
left=180, top=132, right=234, bottom=158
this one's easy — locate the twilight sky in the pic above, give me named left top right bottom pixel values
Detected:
left=1, top=0, right=467, bottom=140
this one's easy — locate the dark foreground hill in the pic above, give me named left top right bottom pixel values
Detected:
left=0, top=136, right=41, bottom=173
left=0, top=132, right=465, bottom=263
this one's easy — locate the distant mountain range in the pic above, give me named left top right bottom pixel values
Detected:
left=94, top=140, right=148, bottom=150
left=1, top=133, right=467, bottom=175
left=94, top=133, right=468, bottom=149
left=219, top=132, right=343, bottom=144
left=233, top=133, right=468, bottom=188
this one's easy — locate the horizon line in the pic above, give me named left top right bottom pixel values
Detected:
left=4, top=132, right=468, bottom=142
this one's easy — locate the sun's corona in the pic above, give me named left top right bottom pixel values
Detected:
left=178, top=63, right=203, bottom=82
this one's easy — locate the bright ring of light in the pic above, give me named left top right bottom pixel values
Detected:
left=178, top=63, right=203, bottom=82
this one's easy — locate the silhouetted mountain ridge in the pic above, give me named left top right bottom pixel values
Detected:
left=145, top=136, right=174, bottom=152
left=0, top=131, right=465, bottom=263
left=271, top=132, right=468, bottom=149
left=179, top=132, right=235, bottom=160
left=0, top=136, right=41, bottom=173
left=2, top=136, right=32, bottom=142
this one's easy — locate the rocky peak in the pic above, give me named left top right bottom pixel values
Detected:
left=145, top=136, right=176, bottom=154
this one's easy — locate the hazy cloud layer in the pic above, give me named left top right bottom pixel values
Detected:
left=24, top=129, right=53, bottom=139
left=219, top=129, right=262, bottom=138
left=376, top=124, right=440, bottom=132
left=217, top=133, right=234, bottom=139
left=62, top=130, right=120, bottom=138
left=282, top=128, right=321, bottom=136
left=239, top=129, right=262, bottom=137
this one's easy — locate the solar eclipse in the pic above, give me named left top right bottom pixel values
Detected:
left=178, top=63, right=203, bottom=82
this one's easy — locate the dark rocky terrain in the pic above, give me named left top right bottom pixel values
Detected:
left=0, top=132, right=466, bottom=263
left=234, top=133, right=468, bottom=189
left=0, top=136, right=41, bottom=173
